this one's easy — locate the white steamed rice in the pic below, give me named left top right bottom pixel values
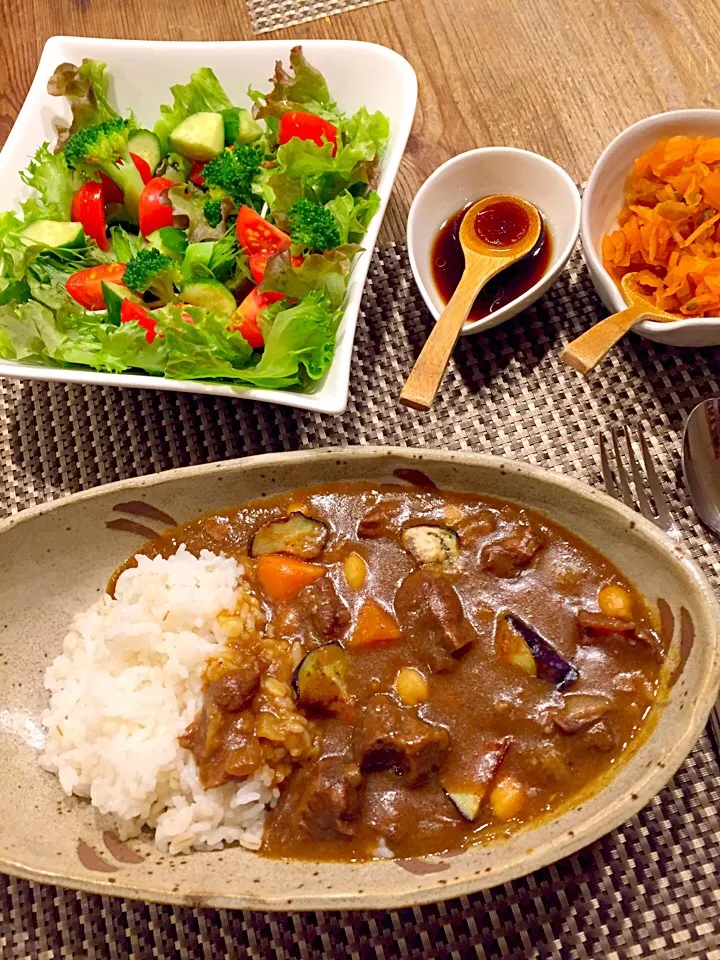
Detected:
left=40, top=546, right=278, bottom=855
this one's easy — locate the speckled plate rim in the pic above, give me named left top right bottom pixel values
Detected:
left=0, top=446, right=719, bottom=911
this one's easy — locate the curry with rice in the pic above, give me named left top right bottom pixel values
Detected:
left=113, top=480, right=665, bottom=861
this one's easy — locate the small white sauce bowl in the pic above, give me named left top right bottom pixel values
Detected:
left=407, top=147, right=581, bottom=336
left=582, top=109, right=720, bottom=347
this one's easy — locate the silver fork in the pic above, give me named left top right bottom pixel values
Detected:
left=599, top=423, right=720, bottom=748
left=599, top=424, right=681, bottom=541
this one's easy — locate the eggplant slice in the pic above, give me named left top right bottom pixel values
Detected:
left=251, top=513, right=328, bottom=559
left=505, top=614, right=579, bottom=690
left=401, top=525, right=459, bottom=565
left=553, top=694, right=611, bottom=733
left=291, top=642, right=350, bottom=710
left=442, top=738, right=511, bottom=821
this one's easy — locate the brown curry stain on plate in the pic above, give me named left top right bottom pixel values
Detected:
left=77, top=839, right=118, bottom=873
left=113, top=501, right=178, bottom=527
left=397, top=858, right=451, bottom=874
left=103, top=830, right=145, bottom=865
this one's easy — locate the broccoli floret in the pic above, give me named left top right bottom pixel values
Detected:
left=63, top=118, right=146, bottom=223
left=123, top=247, right=182, bottom=304
left=287, top=198, right=341, bottom=251
left=203, top=198, right=224, bottom=228
left=202, top=145, right=262, bottom=208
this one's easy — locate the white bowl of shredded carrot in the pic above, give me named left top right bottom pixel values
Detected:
left=582, top=109, right=720, bottom=346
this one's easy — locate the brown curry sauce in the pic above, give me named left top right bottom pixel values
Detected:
left=111, top=482, right=664, bottom=862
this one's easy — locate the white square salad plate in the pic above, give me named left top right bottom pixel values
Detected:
left=0, top=37, right=417, bottom=414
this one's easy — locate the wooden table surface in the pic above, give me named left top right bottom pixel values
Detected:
left=1, top=0, right=719, bottom=242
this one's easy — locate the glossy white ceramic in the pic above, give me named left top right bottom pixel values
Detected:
left=581, top=109, right=720, bottom=347
left=407, top=147, right=581, bottom=335
left=0, top=36, right=417, bottom=413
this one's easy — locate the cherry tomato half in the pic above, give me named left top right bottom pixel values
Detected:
left=249, top=250, right=305, bottom=285
left=65, top=263, right=127, bottom=311
left=97, top=153, right=154, bottom=205
left=71, top=181, right=109, bottom=251
left=231, top=286, right=284, bottom=349
left=130, top=152, right=154, bottom=185
left=278, top=111, right=338, bottom=156
left=120, top=299, right=160, bottom=343
left=236, top=207, right=291, bottom=283
left=189, top=161, right=206, bottom=186
left=138, top=176, right=175, bottom=237
left=248, top=252, right=269, bottom=284
left=98, top=173, right=123, bottom=205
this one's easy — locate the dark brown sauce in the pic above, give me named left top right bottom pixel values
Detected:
left=431, top=201, right=552, bottom=322
left=116, top=481, right=665, bottom=862
left=474, top=200, right=530, bottom=247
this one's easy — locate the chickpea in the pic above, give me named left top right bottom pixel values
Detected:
left=490, top=777, right=527, bottom=821
left=395, top=667, right=429, bottom=706
left=598, top=584, right=634, bottom=621
left=344, top=552, right=367, bottom=590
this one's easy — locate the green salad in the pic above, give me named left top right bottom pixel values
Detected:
left=0, top=47, right=390, bottom=390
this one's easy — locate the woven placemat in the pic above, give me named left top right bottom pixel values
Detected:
left=1, top=242, right=719, bottom=958
left=245, top=0, right=389, bottom=35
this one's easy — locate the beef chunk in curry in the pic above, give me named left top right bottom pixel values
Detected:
left=275, top=756, right=363, bottom=841
left=123, top=481, right=666, bottom=862
left=394, top=570, right=477, bottom=672
left=206, top=655, right=261, bottom=712
left=480, top=525, right=544, bottom=578
left=271, top=577, right=350, bottom=649
left=355, top=693, right=450, bottom=786
left=297, top=578, right=351, bottom=646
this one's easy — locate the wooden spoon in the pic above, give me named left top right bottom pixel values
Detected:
left=561, top=272, right=679, bottom=374
left=400, top=194, right=542, bottom=411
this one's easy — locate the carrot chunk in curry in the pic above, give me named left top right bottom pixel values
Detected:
left=116, top=481, right=666, bottom=862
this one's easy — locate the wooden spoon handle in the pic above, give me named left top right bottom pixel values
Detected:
left=560, top=303, right=646, bottom=374
left=400, top=259, right=495, bottom=410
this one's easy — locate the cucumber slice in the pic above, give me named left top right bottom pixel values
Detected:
left=102, top=280, right=141, bottom=326
left=181, top=279, right=236, bottom=317
left=146, top=226, right=188, bottom=261
left=127, top=129, right=162, bottom=174
left=181, top=242, right=216, bottom=280
left=169, top=113, right=225, bottom=162
left=159, top=153, right=192, bottom=183
left=21, top=220, right=84, bottom=249
left=221, top=107, right=262, bottom=146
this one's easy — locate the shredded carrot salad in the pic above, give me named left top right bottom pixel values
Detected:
left=603, top=135, right=720, bottom=317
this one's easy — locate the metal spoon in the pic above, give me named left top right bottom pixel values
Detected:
left=682, top=397, right=720, bottom=750
left=682, top=397, right=720, bottom=538
left=399, top=194, right=542, bottom=411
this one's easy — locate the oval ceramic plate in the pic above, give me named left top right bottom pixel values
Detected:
left=0, top=447, right=718, bottom=910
